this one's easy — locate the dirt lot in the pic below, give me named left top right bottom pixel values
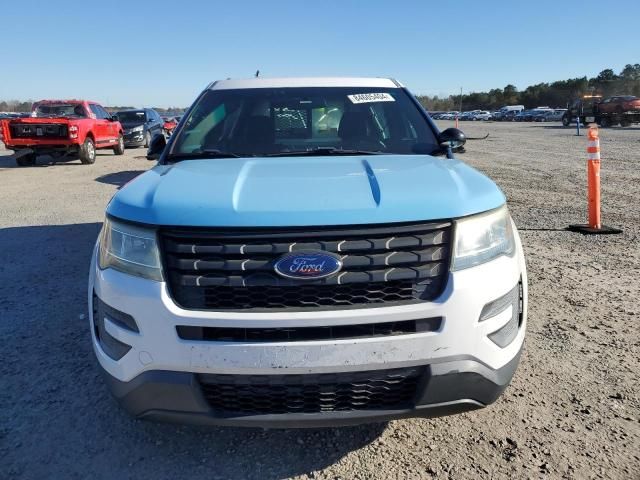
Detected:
left=1, top=122, right=639, bottom=480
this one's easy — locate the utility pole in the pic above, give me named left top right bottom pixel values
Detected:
left=458, top=87, right=463, bottom=113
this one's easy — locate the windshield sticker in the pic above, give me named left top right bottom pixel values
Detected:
left=347, top=93, right=395, bottom=104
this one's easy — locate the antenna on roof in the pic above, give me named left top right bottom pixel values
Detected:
left=255, top=70, right=260, bottom=78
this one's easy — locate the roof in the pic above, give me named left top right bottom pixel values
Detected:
left=208, top=77, right=402, bottom=90
left=33, top=99, right=92, bottom=104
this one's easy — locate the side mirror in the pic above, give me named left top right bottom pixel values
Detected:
left=438, top=128, right=466, bottom=149
left=110, top=115, right=118, bottom=121
left=146, top=134, right=166, bottom=160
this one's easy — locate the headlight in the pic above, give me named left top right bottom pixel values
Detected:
left=98, top=218, right=163, bottom=281
left=452, top=206, right=515, bottom=271
left=132, top=125, right=144, bottom=132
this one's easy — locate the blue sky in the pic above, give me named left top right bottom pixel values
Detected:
left=1, top=0, right=638, bottom=107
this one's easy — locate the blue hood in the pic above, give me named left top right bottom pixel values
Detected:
left=107, top=155, right=505, bottom=227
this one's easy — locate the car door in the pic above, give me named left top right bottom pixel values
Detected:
left=89, top=104, right=110, bottom=145
left=98, top=105, right=118, bottom=141
left=597, top=98, right=613, bottom=114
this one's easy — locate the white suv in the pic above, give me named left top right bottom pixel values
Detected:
left=89, top=77, right=528, bottom=427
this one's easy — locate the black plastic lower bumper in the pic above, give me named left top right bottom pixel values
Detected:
left=10, top=145, right=80, bottom=157
left=101, top=348, right=522, bottom=428
left=123, top=133, right=145, bottom=147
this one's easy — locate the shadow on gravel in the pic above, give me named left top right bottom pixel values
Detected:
left=0, top=151, right=18, bottom=167
left=0, top=222, right=385, bottom=480
left=95, top=170, right=146, bottom=188
left=0, top=151, right=116, bottom=168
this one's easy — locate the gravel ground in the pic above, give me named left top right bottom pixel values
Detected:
left=1, top=122, right=639, bottom=479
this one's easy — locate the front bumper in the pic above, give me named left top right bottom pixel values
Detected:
left=9, top=144, right=80, bottom=157
left=88, top=228, right=528, bottom=427
left=123, top=131, right=145, bottom=146
left=100, top=347, right=521, bottom=427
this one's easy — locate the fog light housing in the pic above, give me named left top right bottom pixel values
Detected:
left=92, top=293, right=138, bottom=361
left=480, top=282, right=523, bottom=348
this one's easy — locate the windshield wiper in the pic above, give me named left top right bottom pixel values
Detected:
left=166, top=149, right=245, bottom=161
left=267, top=147, right=385, bottom=157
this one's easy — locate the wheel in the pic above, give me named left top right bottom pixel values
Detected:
left=620, top=119, right=631, bottom=127
left=79, top=137, right=96, bottom=164
left=144, top=131, right=151, bottom=148
left=113, top=134, right=125, bottom=155
left=599, top=117, right=610, bottom=128
left=16, top=153, right=36, bottom=167
left=562, top=115, right=570, bottom=127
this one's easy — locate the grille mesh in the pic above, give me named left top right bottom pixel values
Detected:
left=177, top=317, right=442, bottom=342
left=198, top=367, right=424, bottom=415
left=160, top=222, right=451, bottom=310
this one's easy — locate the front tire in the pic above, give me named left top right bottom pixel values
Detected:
left=562, top=115, right=570, bottom=127
left=79, top=137, right=96, bottom=164
left=113, top=135, right=125, bottom=155
left=16, top=153, right=36, bottom=167
left=599, top=117, right=610, bottom=128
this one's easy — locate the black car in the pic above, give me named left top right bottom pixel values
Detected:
left=115, top=108, right=164, bottom=148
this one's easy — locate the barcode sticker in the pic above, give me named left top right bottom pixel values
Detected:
left=347, top=93, right=395, bottom=104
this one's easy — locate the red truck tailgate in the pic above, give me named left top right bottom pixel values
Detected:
left=1, top=117, right=71, bottom=145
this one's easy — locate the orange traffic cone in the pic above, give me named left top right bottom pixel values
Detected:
left=568, top=125, right=621, bottom=234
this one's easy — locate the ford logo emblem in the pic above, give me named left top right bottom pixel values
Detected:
left=274, top=251, right=342, bottom=280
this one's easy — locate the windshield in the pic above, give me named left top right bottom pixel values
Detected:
left=170, top=87, right=438, bottom=158
left=33, top=104, right=86, bottom=118
left=117, top=110, right=147, bottom=123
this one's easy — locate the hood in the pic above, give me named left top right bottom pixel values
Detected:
left=107, top=155, right=506, bottom=227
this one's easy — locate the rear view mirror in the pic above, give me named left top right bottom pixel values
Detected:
left=146, top=134, right=166, bottom=160
left=438, top=128, right=466, bottom=149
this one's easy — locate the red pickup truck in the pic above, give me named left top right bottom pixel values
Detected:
left=0, top=100, right=125, bottom=166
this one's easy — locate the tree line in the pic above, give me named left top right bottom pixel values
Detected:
left=416, top=64, right=640, bottom=111
left=2, top=64, right=639, bottom=114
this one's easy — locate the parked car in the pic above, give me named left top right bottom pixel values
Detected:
left=0, top=99, right=124, bottom=166
left=531, top=111, right=550, bottom=122
left=495, top=105, right=525, bottom=120
left=596, top=95, right=640, bottom=115
left=439, top=111, right=459, bottom=120
left=89, top=76, right=528, bottom=428
left=535, top=109, right=566, bottom=122
left=116, top=108, right=164, bottom=148
left=501, top=110, right=518, bottom=121
left=162, top=116, right=178, bottom=135
left=459, top=110, right=480, bottom=121
left=470, top=111, right=492, bottom=121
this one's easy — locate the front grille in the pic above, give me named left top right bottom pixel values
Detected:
left=198, top=367, right=424, bottom=415
left=10, top=123, right=68, bottom=139
left=177, top=317, right=442, bottom=342
left=160, top=222, right=451, bottom=311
